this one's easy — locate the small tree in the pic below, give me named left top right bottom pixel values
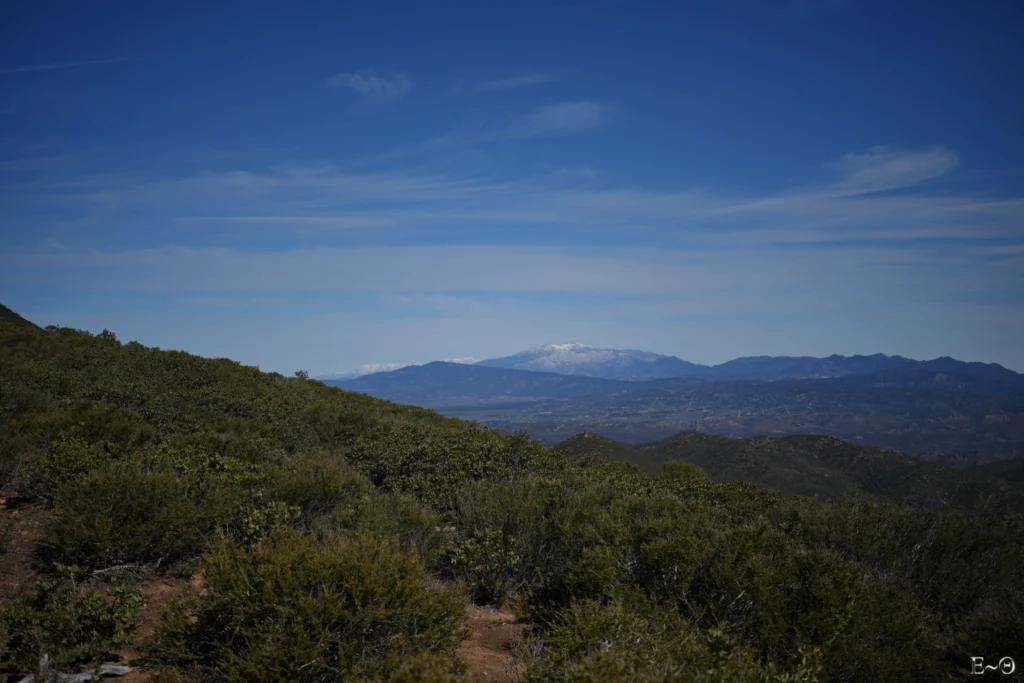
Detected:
left=294, top=370, right=310, bottom=380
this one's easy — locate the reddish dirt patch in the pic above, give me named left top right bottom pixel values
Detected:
left=0, top=491, right=45, bottom=602
left=458, top=605, right=527, bottom=682
left=0, top=492, right=190, bottom=682
left=109, top=575, right=194, bottom=682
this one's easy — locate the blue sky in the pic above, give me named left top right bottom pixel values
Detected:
left=1, top=0, right=1023, bottom=374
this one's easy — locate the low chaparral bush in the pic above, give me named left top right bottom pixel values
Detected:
left=151, top=529, right=468, bottom=682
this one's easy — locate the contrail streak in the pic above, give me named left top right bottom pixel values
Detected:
left=0, top=57, right=127, bottom=75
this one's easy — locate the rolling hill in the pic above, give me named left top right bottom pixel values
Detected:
left=556, top=430, right=1024, bottom=540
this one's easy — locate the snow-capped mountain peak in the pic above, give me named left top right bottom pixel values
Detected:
left=476, top=343, right=706, bottom=381
left=534, top=342, right=594, bottom=352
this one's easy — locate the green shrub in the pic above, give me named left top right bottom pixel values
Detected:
left=454, top=471, right=717, bottom=616
left=265, top=449, right=372, bottom=528
left=235, top=489, right=300, bottom=546
left=821, top=574, right=944, bottom=683
left=39, top=464, right=231, bottom=572
left=454, top=474, right=622, bottom=615
left=0, top=576, right=142, bottom=676
left=776, top=496, right=1019, bottom=623
left=522, top=595, right=821, bottom=683
left=687, top=522, right=859, bottom=662
left=452, top=529, right=522, bottom=606
left=152, top=529, right=468, bottom=682
left=343, top=424, right=547, bottom=511
left=17, top=438, right=113, bottom=503
left=342, top=491, right=451, bottom=565
left=660, top=459, right=715, bottom=500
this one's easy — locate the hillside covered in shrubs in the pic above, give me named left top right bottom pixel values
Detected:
left=1, top=310, right=1021, bottom=682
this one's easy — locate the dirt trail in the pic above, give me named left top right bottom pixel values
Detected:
left=457, top=605, right=527, bottom=682
left=0, top=492, right=45, bottom=602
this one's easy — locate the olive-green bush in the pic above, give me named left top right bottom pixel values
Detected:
left=38, top=464, right=229, bottom=572
left=521, top=595, right=822, bottom=683
left=152, top=530, right=468, bottom=682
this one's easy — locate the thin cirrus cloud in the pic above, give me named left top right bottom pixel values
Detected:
left=4, top=146, right=1021, bottom=251
left=504, top=101, right=610, bottom=139
left=318, top=100, right=611, bottom=168
left=326, top=70, right=411, bottom=108
left=0, top=57, right=127, bottom=75
left=828, top=146, right=958, bottom=195
left=477, top=73, right=563, bottom=92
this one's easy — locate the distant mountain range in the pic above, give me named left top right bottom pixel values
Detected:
left=331, top=342, right=1022, bottom=387
left=330, top=343, right=1024, bottom=401
left=326, top=343, right=1024, bottom=460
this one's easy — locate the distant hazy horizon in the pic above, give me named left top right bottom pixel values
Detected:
left=2, top=1, right=1022, bottom=374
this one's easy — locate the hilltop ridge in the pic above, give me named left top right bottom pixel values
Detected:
left=0, top=304, right=41, bottom=330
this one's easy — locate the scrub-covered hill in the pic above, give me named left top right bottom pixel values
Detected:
left=558, top=430, right=1024, bottom=541
left=0, top=309, right=1020, bottom=682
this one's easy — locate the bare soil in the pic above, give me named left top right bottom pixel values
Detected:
left=457, top=605, right=527, bottom=682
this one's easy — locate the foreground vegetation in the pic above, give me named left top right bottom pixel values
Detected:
left=0, top=312, right=1020, bottom=681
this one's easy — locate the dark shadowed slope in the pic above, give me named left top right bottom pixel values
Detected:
left=0, top=304, right=41, bottom=330
left=557, top=430, right=1024, bottom=539
left=975, top=458, right=1024, bottom=484
left=553, top=431, right=662, bottom=472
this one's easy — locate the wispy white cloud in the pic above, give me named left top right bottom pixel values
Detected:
left=477, top=73, right=563, bottom=92
left=326, top=70, right=411, bottom=108
left=4, top=146, right=1022, bottom=251
left=829, top=145, right=958, bottom=195
left=0, top=57, right=127, bottom=75
left=980, top=243, right=1024, bottom=256
left=506, top=101, right=610, bottom=138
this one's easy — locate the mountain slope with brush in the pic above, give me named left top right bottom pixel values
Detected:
left=0, top=305, right=1021, bottom=683
left=555, top=430, right=1024, bottom=539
